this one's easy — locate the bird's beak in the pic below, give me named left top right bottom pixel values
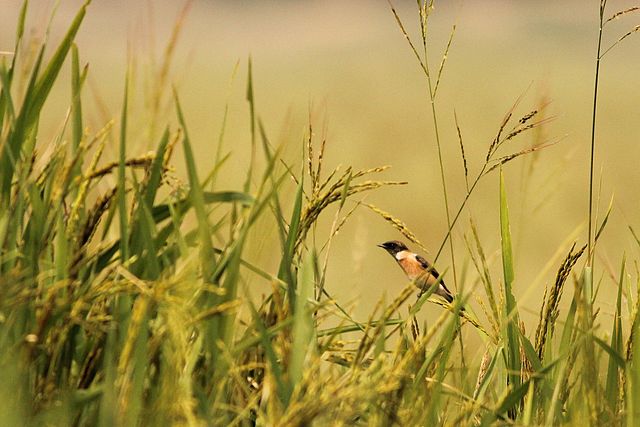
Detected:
left=377, top=244, right=385, bottom=249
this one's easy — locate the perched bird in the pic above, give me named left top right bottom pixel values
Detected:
left=378, top=240, right=455, bottom=304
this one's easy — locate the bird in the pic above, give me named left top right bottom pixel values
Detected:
left=378, top=240, right=455, bottom=304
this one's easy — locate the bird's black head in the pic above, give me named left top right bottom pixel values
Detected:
left=378, top=240, right=409, bottom=256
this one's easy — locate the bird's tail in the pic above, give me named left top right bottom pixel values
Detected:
left=440, top=287, right=465, bottom=311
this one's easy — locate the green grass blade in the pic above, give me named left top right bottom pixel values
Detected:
left=605, top=255, right=625, bottom=414
left=1, top=1, right=90, bottom=199
left=517, top=328, right=542, bottom=373
left=128, top=130, right=169, bottom=277
left=424, top=315, right=459, bottom=425
left=628, top=283, right=640, bottom=426
left=521, top=380, right=535, bottom=426
left=290, top=252, right=315, bottom=392
left=500, top=170, right=521, bottom=394
left=69, top=44, right=88, bottom=199
left=54, top=210, right=68, bottom=281
left=71, top=44, right=84, bottom=154
left=117, top=72, right=129, bottom=263
left=0, top=44, right=44, bottom=201
left=247, top=298, right=291, bottom=406
left=151, top=191, right=253, bottom=224
left=592, top=335, right=624, bottom=369
left=594, top=195, right=613, bottom=245
left=123, top=298, right=150, bottom=427
left=99, top=318, right=118, bottom=427
left=15, top=1, right=28, bottom=44
left=0, top=62, right=16, bottom=125
left=278, top=179, right=304, bottom=312
left=488, top=358, right=561, bottom=424
left=244, top=57, right=256, bottom=194
left=143, top=128, right=170, bottom=208
left=132, top=181, right=161, bottom=279
left=173, top=89, right=215, bottom=280
left=28, top=1, right=90, bottom=120
left=499, top=168, right=522, bottom=406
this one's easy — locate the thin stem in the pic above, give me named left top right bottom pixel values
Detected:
left=588, top=1, right=605, bottom=267
left=427, top=79, right=458, bottom=289
left=422, top=10, right=459, bottom=291
left=434, top=164, right=486, bottom=263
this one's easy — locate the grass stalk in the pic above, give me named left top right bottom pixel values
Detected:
left=587, top=0, right=606, bottom=267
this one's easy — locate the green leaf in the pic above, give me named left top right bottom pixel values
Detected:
left=70, top=44, right=84, bottom=153
left=594, top=195, right=613, bottom=244
left=144, top=128, right=170, bottom=208
left=517, top=327, right=542, bottom=373
left=423, top=313, right=459, bottom=425
left=605, top=255, right=625, bottom=413
left=0, top=45, right=44, bottom=201
left=0, top=0, right=90, bottom=199
left=128, top=130, right=169, bottom=277
left=151, top=191, right=253, bottom=224
left=117, top=70, right=129, bottom=263
left=174, top=89, right=215, bottom=280
left=593, top=335, right=625, bottom=370
left=278, top=179, right=304, bottom=312
left=0, top=62, right=16, bottom=125
left=290, top=252, right=315, bottom=391
left=628, top=281, right=640, bottom=425
left=499, top=168, right=522, bottom=404
left=244, top=57, right=256, bottom=194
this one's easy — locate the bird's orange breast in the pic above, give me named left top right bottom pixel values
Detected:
left=398, top=256, right=423, bottom=280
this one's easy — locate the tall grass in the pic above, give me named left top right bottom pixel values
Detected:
left=1, top=1, right=640, bottom=426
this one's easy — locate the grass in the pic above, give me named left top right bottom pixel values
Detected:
left=1, top=0, right=640, bottom=425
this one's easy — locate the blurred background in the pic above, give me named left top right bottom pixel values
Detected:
left=2, top=0, right=639, bottom=335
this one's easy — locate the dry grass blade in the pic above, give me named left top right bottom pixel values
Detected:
left=88, top=154, right=156, bottom=180
left=468, top=218, right=500, bottom=331
left=503, top=116, right=554, bottom=143
left=68, top=140, right=106, bottom=237
left=605, top=7, right=640, bottom=24
left=535, top=243, right=586, bottom=359
left=363, top=202, right=428, bottom=253
left=191, top=299, right=243, bottom=324
left=487, top=112, right=512, bottom=160
left=352, top=293, right=389, bottom=366
left=350, top=165, right=391, bottom=180
left=296, top=168, right=406, bottom=250
left=356, top=284, right=415, bottom=365
left=428, top=296, right=492, bottom=339
left=319, top=201, right=360, bottom=253
left=486, top=89, right=529, bottom=160
left=387, top=0, right=428, bottom=76
left=78, top=187, right=117, bottom=247
left=601, top=24, right=640, bottom=57
left=433, top=24, right=456, bottom=97
left=484, top=140, right=560, bottom=175
left=454, top=110, right=469, bottom=191
left=315, top=138, right=327, bottom=195
left=316, top=165, right=340, bottom=195
left=473, top=349, right=493, bottom=400
left=518, top=109, right=538, bottom=125
left=391, top=306, right=450, bottom=374
left=306, top=123, right=315, bottom=189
